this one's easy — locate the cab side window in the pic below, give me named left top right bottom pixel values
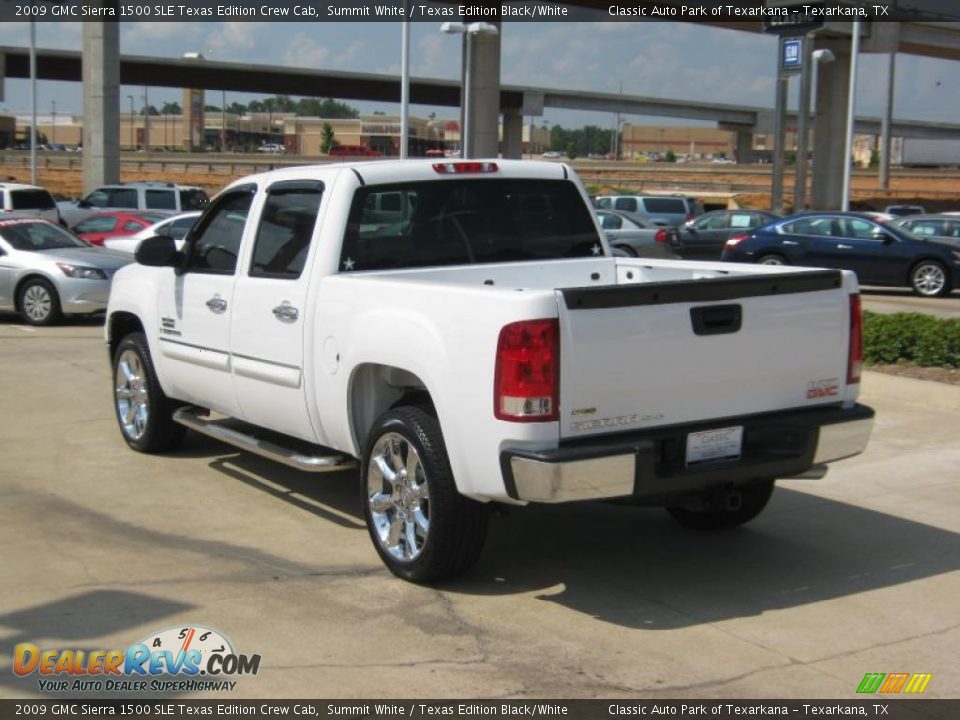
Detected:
left=183, top=190, right=254, bottom=275
left=249, top=184, right=323, bottom=279
left=145, top=190, right=177, bottom=210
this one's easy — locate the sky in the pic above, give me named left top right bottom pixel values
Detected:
left=1, top=20, right=958, bottom=129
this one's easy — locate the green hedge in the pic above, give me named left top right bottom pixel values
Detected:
left=863, top=311, right=960, bottom=368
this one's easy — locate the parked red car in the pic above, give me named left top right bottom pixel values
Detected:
left=71, top=211, right=171, bottom=246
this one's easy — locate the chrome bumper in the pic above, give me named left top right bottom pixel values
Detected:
left=503, top=404, right=875, bottom=504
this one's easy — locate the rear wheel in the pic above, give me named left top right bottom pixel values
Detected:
left=667, top=479, right=775, bottom=530
left=19, top=278, right=62, bottom=326
left=910, top=260, right=950, bottom=297
left=757, top=254, right=788, bottom=266
left=615, top=244, right=638, bottom=257
left=362, top=406, right=488, bottom=582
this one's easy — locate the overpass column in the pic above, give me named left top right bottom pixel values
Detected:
left=82, top=22, right=120, bottom=192
left=735, top=130, right=752, bottom=164
left=502, top=108, right=523, bottom=159
left=811, top=46, right=849, bottom=211
left=466, top=24, right=501, bottom=158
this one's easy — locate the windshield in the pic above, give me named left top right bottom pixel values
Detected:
left=341, top=179, right=602, bottom=271
left=0, top=221, right=90, bottom=251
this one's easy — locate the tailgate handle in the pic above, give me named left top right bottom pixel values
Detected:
left=691, top=304, right=742, bottom=336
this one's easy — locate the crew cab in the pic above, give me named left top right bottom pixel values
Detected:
left=105, top=160, right=874, bottom=582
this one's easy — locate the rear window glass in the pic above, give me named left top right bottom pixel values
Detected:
left=643, top=198, right=687, bottom=214
left=10, top=189, right=55, bottom=210
left=341, top=179, right=601, bottom=272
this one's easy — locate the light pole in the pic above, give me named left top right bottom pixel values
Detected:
left=400, top=14, right=410, bottom=158
left=29, top=21, right=37, bottom=183
left=50, top=100, right=56, bottom=146
left=142, top=86, right=149, bottom=151
left=221, top=90, right=226, bottom=152
left=841, top=21, right=862, bottom=211
left=127, top=94, right=134, bottom=150
left=440, top=21, right=499, bottom=159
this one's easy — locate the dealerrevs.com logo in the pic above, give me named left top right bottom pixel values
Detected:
left=13, top=625, right=261, bottom=693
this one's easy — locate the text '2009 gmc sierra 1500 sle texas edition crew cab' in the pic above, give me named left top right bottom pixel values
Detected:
left=105, top=159, right=874, bottom=582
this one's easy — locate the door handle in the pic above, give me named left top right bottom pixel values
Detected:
left=272, top=303, right=299, bottom=322
left=837, top=244, right=853, bottom=250
left=205, top=296, right=227, bottom=313
left=781, top=240, right=799, bottom=246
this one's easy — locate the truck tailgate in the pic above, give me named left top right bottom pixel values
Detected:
left=556, top=270, right=853, bottom=441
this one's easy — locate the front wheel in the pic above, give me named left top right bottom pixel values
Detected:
left=667, top=479, right=775, bottom=530
left=361, top=406, right=488, bottom=583
left=19, top=278, right=63, bottom=326
left=113, top=332, right=185, bottom=453
left=910, top=261, right=950, bottom=297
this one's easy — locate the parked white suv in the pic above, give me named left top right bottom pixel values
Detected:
left=58, top=182, right=209, bottom=227
left=0, top=183, right=61, bottom=224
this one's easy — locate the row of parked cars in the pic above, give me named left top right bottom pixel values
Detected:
left=593, top=194, right=960, bottom=298
left=0, top=181, right=208, bottom=325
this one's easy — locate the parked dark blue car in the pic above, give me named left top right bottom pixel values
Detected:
left=721, top=212, right=960, bottom=297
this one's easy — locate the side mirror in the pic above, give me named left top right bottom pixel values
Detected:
left=77, top=199, right=91, bottom=209
left=135, top=235, right=180, bottom=267
left=873, top=231, right=896, bottom=245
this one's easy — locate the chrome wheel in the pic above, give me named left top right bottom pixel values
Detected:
left=911, top=262, right=946, bottom=297
left=758, top=254, right=786, bottom=266
left=366, top=432, right=430, bottom=562
left=22, top=283, right=53, bottom=322
left=115, top=348, right=150, bottom=441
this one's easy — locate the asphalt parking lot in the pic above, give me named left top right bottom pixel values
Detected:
left=1, top=318, right=958, bottom=700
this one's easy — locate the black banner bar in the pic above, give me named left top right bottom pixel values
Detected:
left=1, top=700, right=959, bottom=720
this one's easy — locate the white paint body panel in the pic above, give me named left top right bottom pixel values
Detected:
left=106, top=159, right=863, bottom=503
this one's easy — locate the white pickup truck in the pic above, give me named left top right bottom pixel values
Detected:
left=106, top=159, right=874, bottom=582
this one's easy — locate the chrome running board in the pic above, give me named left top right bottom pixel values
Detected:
left=173, top=406, right=358, bottom=473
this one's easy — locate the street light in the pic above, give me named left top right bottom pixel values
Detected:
left=127, top=95, right=134, bottom=150
left=440, top=21, right=499, bottom=158
left=50, top=100, right=56, bottom=146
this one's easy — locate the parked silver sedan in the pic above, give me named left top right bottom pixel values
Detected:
left=0, top=219, right=133, bottom=325
left=596, top=209, right=678, bottom=258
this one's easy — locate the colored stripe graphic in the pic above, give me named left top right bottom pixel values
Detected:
left=857, top=672, right=932, bottom=694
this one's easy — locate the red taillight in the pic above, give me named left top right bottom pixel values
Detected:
left=86, top=237, right=104, bottom=246
left=654, top=228, right=668, bottom=244
left=848, top=294, right=863, bottom=384
left=726, top=233, right=749, bottom=248
left=685, top=212, right=694, bottom=223
left=432, top=161, right=499, bottom=174
left=494, top=319, right=559, bottom=422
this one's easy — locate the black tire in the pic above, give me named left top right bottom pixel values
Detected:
left=361, top=406, right=488, bottom=583
left=112, top=332, right=186, bottom=453
left=756, top=253, right=788, bottom=266
left=909, top=260, right=951, bottom=298
left=667, top=479, right=775, bottom=530
left=615, top=244, right=639, bottom=257
left=18, top=278, right=63, bottom=326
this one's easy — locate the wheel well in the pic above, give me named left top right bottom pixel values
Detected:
left=108, top=312, right=145, bottom=360
left=13, top=274, right=56, bottom=312
left=349, top=363, right=434, bottom=453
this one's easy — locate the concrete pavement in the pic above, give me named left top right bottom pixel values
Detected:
left=0, top=320, right=957, bottom=700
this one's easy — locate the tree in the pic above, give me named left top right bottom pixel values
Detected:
left=565, top=142, right=578, bottom=161
left=665, top=149, right=677, bottom=163
left=160, top=101, right=181, bottom=115
left=227, top=102, right=247, bottom=115
left=140, top=105, right=160, bottom=116
left=321, top=123, right=336, bottom=154
left=204, top=105, right=221, bottom=113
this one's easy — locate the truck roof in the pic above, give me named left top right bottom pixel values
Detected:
left=220, top=159, right=573, bottom=193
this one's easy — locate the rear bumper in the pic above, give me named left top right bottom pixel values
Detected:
left=501, top=403, right=874, bottom=504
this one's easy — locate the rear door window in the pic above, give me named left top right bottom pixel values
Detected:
left=249, top=183, right=323, bottom=279
left=642, top=198, right=687, bottom=214
left=613, top=197, right=638, bottom=213
left=145, top=189, right=177, bottom=210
